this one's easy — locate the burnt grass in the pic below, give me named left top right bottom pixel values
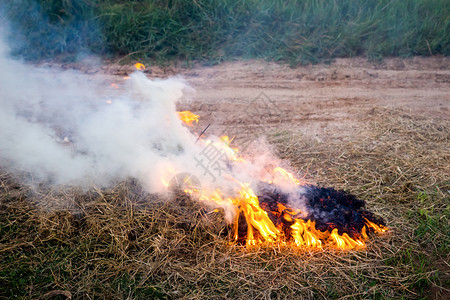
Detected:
left=0, top=107, right=449, bottom=299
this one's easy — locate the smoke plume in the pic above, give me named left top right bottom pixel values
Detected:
left=0, top=29, right=192, bottom=188
left=0, top=23, right=307, bottom=221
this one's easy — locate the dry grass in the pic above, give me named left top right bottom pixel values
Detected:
left=1, top=107, right=448, bottom=299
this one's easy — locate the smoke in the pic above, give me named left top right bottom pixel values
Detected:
left=0, top=22, right=306, bottom=221
left=0, top=26, right=194, bottom=190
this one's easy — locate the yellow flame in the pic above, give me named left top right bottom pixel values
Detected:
left=236, top=183, right=279, bottom=243
left=365, top=218, right=388, bottom=232
left=213, top=136, right=243, bottom=162
left=330, top=229, right=365, bottom=249
left=361, top=225, right=368, bottom=239
left=177, top=111, right=199, bottom=126
left=171, top=122, right=387, bottom=250
left=291, top=219, right=324, bottom=248
left=161, top=167, right=178, bottom=188
left=273, top=167, right=304, bottom=185
left=183, top=173, right=381, bottom=250
left=135, top=63, right=146, bottom=71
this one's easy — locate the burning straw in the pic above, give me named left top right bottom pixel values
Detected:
left=1, top=107, right=448, bottom=298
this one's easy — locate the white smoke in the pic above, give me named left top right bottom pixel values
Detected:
left=0, top=28, right=199, bottom=191
left=0, top=27, right=307, bottom=220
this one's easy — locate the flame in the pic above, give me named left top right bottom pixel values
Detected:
left=273, top=167, right=305, bottom=185
left=177, top=136, right=387, bottom=250
left=361, top=225, right=368, bottom=239
left=163, top=110, right=387, bottom=250
left=134, top=63, right=146, bottom=71
left=161, top=166, right=178, bottom=188
left=365, top=218, right=388, bottom=232
left=177, top=111, right=199, bottom=126
left=292, top=219, right=324, bottom=248
left=216, top=136, right=243, bottom=162
left=235, top=183, right=279, bottom=245
left=330, top=229, right=364, bottom=249
left=184, top=172, right=375, bottom=250
left=290, top=214, right=365, bottom=249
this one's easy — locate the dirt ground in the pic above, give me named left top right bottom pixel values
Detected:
left=99, top=56, right=450, bottom=144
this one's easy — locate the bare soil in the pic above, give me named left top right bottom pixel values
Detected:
left=95, top=56, right=450, bottom=143
left=188, top=57, right=449, bottom=138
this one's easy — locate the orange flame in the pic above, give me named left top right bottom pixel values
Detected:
left=365, top=218, right=388, bottom=232
left=164, top=114, right=387, bottom=250
left=331, top=229, right=365, bottom=249
left=292, top=219, right=324, bottom=248
left=184, top=174, right=377, bottom=250
left=177, top=111, right=199, bottom=126
left=273, top=167, right=302, bottom=185
left=235, top=183, right=279, bottom=245
left=193, top=182, right=375, bottom=250
left=135, top=63, right=146, bottom=71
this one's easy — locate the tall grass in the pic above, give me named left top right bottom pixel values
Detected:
left=2, top=0, right=449, bottom=63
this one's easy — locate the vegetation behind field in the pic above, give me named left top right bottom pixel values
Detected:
left=0, top=108, right=448, bottom=299
left=1, top=0, right=449, bottom=64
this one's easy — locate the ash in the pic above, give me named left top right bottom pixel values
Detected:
left=257, top=182, right=386, bottom=239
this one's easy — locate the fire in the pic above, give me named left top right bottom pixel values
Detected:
left=364, top=218, right=388, bottom=233
left=330, top=229, right=364, bottom=249
left=193, top=174, right=387, bottom=250
left=273, top=167, right=303, bottom=185
left=227, top=186, right=388, bottom=249
left=234, top=182, right=279, bottom=245
left=177, top=111, right=199, bottom=126
left=134, top=63, right=146, bottom=71
left=292, top=219, right=325, bottom=248
left=168, top=104, right=388, bottom=251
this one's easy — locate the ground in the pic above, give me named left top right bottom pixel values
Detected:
left=100, top=56, right=449, bottom=140
left=1, top=57, right=449, bottom=299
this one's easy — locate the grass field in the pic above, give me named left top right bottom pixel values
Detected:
left=1, top=0, right=449, bottom=64
left=0, top=108, right=448, bottom=299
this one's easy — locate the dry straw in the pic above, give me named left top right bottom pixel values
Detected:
left=0, top=107, right=448, bottom=299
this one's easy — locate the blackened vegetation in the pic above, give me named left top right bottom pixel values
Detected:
left=257, top=182, right=386, bottom=241
left=3, top=1, right=449, bottom=63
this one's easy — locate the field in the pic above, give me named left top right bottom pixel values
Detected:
left=0, top=0, right=449, bottom=299
left=1, top=57, right=449, bottom=299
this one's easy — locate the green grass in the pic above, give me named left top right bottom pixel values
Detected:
left=411, top=188, right=449, bottom=256
left=1, top=0, right=449, bottom=64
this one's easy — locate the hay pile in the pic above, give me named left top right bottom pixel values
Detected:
left=1, top=107, right=448, bottom=299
